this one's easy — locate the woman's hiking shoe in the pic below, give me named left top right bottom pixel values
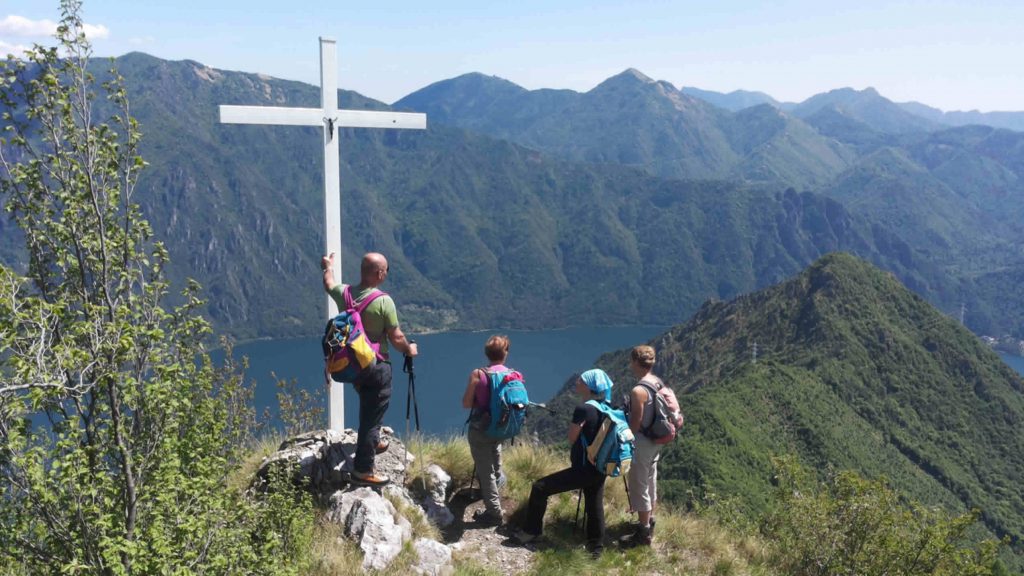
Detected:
left=472, top=509, right=503, bottom=526
left=585, top=542, right=604, bottom=559
left=512, top=529, right=540, bottom=545
left=618, top=523, right=653, bottom=548
left=350, top=470, right=391, bottom=487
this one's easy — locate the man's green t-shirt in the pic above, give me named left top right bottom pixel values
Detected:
left=328, top=284, right=400, bottom=359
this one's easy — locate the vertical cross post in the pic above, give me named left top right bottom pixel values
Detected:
left=219, top=37, right=426, bottom=432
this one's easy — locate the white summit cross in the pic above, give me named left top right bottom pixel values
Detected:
left=219, top=37, right=426, bottom=432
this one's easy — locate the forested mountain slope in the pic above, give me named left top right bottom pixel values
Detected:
left=533, top=253, right=1024, bottom=567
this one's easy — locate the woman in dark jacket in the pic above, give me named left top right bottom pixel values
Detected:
left=514, top=369, right=614, bottom=557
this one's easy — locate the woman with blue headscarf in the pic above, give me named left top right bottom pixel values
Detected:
left=513, top=368, right=614, bottom=557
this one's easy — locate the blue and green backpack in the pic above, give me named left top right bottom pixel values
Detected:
left=582, top=400, right=635, bottom=477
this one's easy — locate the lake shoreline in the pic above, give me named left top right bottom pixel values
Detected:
left=215, top=323, right=673, bottom=350
left=218, top=326, right=671, bottom=435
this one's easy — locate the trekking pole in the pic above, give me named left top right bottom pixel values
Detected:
left=574, top=487, right=584, bottom=534
left=403, top=342, right=426, bottom=491
left=403, top=348, right=421, bottom=431
left=528, top=401, right=556, bottom=413
left=470, top=464, right=477, bottom=498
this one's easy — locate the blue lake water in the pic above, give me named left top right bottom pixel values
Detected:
left=222, top=334, right=1024, bottom=438
left=1000, top=352, right=1024, bottom=377
left=223, top=326, right=667, bottom=437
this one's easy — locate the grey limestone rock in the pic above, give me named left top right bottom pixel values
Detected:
left=254, top=426, right=408, bottom=496
left=420, top=464, right=455, bottom=527
left=255, top=428, right=460, bottom=572
left=413, top=537, right=454, bottom=575
left=330, top=487, right=413, bottom=571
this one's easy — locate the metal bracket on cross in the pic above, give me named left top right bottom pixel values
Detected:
left=218, top=37, right=426, bottom=432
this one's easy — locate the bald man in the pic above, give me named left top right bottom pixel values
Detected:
left=321, top=252, right=419, bottom=487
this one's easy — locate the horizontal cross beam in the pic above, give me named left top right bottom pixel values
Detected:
left=219, top=105, right=427, bottom=129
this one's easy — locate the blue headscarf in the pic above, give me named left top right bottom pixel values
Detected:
left=580, top=369, right=614, bottom=403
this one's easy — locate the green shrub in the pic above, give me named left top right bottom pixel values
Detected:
left=0, top=3, right=315, bottom=572
left=761, top=457, right=1003, bottom=576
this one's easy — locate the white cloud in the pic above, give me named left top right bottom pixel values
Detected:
left=0, top=15, right=109, bottom=40
left=81, top=23, right=109, bottom=40
left=0, top=39, right=30, bottom=56
left=0, top=15, right=57, bottom=36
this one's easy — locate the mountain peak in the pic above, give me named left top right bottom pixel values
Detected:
left=682, top=86, right=781, bottom=111
left=620, top=68, right=654, bottom=82
left=794, top=86, right=938, bottom=134
left=591, top=68, right=658, bottom=93
left=393, top=72, right=527, bottom=117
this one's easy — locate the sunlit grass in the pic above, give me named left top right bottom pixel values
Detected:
left=227, top=435, right=282, bottom=492
left=385, top=490, right=441, bottom=541
left=407, top=433, right=475, bottom=490
left=234, top=431, right=777, bottom=576
left=305, top=519, right=363, bottom=576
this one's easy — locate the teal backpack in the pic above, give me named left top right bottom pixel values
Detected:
left=581, top=400, right=635, bottom=477
left=483, top=369, right=529, bottom=439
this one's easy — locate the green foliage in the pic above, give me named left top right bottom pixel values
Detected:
left=762, top=457, right=1002, bottom=576
left=0, top=3, right=313, bottom=573
left=274, top=372, right=324, bottom=437
left=537, top=253, right=1024, bottom=570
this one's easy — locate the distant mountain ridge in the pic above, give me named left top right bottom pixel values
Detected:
left=3, top=55, right=1023, bottom=341
left=531, top=253, right=1024, bottom=569
left=680, top=86, right=782, bottom=111
left=898, top=100, right=1024, bottom=132
left=0, top=53, right=955, bottom=340
left=396, top=67, right=1024, bottom=338
left=789, top=87, right=940, bottom=134
left=398, top=69, right=856, bottom=189
left=681, top=83, right=1024, bottom=133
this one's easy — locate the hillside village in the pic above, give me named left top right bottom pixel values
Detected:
left=981, top=335, right=1024, bottom=356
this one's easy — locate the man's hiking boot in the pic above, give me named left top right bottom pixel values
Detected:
left=374, top=441, right=390, bottom=455
left=618, top=523, right=653, bottom=548
left=472, top=509, right=503, bottom=527
left=350, top=470, right=391, bottom=487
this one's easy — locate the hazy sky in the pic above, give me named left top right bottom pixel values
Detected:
left=3, top=0, right=1022, bottom=112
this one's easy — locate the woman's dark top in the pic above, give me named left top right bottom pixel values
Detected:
left=570, top=402, right=602, bottom=470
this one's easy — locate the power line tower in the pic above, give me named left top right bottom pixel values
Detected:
left=960, top=302, right=966, bottom=326
left=752, top=341, right=758, bottom=364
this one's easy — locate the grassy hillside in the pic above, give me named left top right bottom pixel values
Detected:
left=532, top=253, right=1024, bottom=568
left=251, top=434, right=998, bottom=575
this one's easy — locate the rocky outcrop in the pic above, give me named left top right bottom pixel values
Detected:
left=256, top=428, right=455, bottom=573
left=254, top=427, right=412, bottom=497
left=413, top=538, right=453, bottom=576
left=419, top=464, right=456, bottom=528
left=329, top=487, right=413, bottom=570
